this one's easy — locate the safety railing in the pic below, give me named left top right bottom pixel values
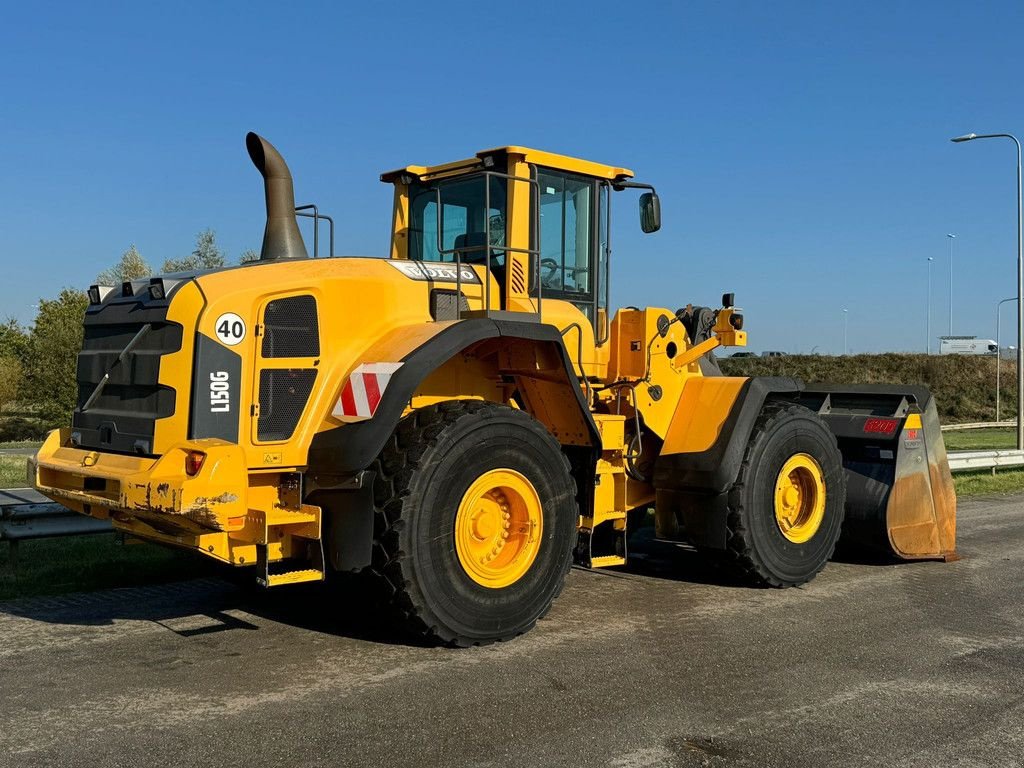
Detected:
left=433, top=169, right=541, bottom=319
left=295, top=204, right=335, bottom=258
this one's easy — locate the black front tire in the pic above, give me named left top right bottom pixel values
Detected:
left=367, top=400, right=578, bottom=646
left=723, top=402, right=847, bottom=587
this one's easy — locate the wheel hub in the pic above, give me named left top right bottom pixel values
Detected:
left=774, top=453, right=826, bottom=544
left=455, top=469, right=542, bottom=588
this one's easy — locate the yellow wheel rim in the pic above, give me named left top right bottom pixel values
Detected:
left=773, top=453, right=826, bottom=544
left=455, top=468, right=543, bottom=589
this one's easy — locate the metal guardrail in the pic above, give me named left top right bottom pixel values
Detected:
left=942, top=420, right=1017, bottom=431
left=1, top=488, right=111, bottom=567
left=946, top=449, right=1024, bottom=472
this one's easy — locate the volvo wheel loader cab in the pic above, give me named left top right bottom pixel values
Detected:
left=31, top=133, right=958, bottom=647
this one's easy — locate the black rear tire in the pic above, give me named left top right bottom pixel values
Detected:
left=366, top=400, right=577, bottom=646
left=723, top=402, right=846, bottom=586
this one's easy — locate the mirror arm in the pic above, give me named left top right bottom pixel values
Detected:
left=611, top=180, right=657, bottom=193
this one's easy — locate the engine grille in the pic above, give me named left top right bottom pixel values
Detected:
left=257, top=369, right=318, bottom=442
left=262, top=295, right=320, bottom=358
left=429, top=289, right=469, bottom=321
left=73, top=293, right=181, bottom=455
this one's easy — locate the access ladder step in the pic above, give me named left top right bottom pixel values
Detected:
left=590, top=554, right=627, bottom=569
left=259, top=568, right=324, bottom=587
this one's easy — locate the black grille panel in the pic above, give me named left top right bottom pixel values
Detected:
left=429, top=289, right=469, bottom=321
left=73, top=297, right=182, bottom=455
left=262, top=295, right=320, bottom=358
left=257, top=369, right=317, bottom=442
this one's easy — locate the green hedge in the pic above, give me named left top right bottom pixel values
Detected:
left=719, top=353, right=1016, bottom=423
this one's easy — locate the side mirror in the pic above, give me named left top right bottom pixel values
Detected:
left=639, top=192, right=661, bottom=233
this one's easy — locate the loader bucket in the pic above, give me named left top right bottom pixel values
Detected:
left=802, top=385, right=957, bottom=561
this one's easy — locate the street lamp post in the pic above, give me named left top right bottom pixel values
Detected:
left=843, top=308, right=848, bottom=355
left=946, top=233, right=956, bottom=335
left=952, top=133, right=1024, bottom=450
left=927, top=256, right=934, bottom=353
left=997, top=297, right=1017, bottom=422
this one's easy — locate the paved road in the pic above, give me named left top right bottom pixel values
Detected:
left=1, top=495, right=1022, bottom=768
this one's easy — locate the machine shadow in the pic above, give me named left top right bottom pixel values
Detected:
left=624, top=525, right=907, bottom=584
left=619, top=527, right=752, bottom=588
left=0, top=576, right=431, bottom=647
left=0, top=529, right=913, bottom=642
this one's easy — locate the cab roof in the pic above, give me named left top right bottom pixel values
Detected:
left=380, top=145, right=634, bottom=184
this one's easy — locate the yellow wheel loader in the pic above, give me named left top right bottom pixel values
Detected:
left=30, top=133, right=957, bottom=646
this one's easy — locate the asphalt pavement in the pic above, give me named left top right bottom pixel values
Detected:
left=1, top=493, right=1022, bottom=767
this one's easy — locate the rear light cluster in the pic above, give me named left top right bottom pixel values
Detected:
left=185, top=451, right=206, bottom=477
left=863, top=417, right=899, bottom=435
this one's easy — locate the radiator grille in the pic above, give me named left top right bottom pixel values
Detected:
left=262, top=295, right=320, bottom=358
left=257, top=369, right=317, bottom=442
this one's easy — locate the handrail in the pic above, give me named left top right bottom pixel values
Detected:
left=433, top=170, right=541, bottom=319
left=295, top=204, right=335, bottom=258
left=560, top=323, right=592, bottom=405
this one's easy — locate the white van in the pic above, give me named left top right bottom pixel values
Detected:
left=939, top=336, right=998, bottom=356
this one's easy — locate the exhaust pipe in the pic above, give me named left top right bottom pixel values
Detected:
left=245, top=132, right=308, bottom=261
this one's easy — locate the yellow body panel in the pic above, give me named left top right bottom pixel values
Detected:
left=661, top=377, right=748, bottom=455
left=604, top=307, right=707, bottom=440
left=152, top=281, right=206, bottom=453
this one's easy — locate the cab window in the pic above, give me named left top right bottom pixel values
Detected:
left=538, top=171, right=592, bottom=294
left=408, top=176, right=506, bottom=263
left=536, top=170, right=596, bottom=319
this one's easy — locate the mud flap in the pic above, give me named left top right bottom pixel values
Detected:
left=810, top=388, right=957, bottom=561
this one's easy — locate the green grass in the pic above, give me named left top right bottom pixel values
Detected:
left=0, top=534, right=214, bottom=601
left=0, top=440, right=43, bottom=450
left=953, top=467, right=1024, bottom=498
left=943, top=427, right=1016, bottom=451
left=0, top=454, right=27, bottom=489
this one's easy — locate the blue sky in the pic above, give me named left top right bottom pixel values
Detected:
left=2, top=0, right=1023, bottom=353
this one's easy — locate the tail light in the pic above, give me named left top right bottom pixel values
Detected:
left=185, top=450, right=206, bottom=476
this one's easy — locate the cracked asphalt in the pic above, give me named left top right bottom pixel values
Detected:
left=1, top=493, right=1022, bottom=767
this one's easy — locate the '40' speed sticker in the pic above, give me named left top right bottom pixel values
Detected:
left=214, top=312, right=246, bottom=346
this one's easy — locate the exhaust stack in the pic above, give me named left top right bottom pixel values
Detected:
left=246, top=132, right=308, bottom=261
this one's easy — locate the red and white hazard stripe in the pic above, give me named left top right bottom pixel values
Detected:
left=332, top=362, right=403, bottom=422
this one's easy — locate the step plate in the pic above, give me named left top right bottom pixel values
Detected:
left=261, top=568, right=324, bottom=587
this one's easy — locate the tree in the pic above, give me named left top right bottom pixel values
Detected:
left=163, top=228, right=226, bottom=272
left=239, top=248, right=259, bottom=264
left=22, top=288, right=89, bottom=426
left=0, top=318, right=29, bottom=363
left=97, top=244, right=151, bottom=285
left=0, top=356, right=20, bottom=414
